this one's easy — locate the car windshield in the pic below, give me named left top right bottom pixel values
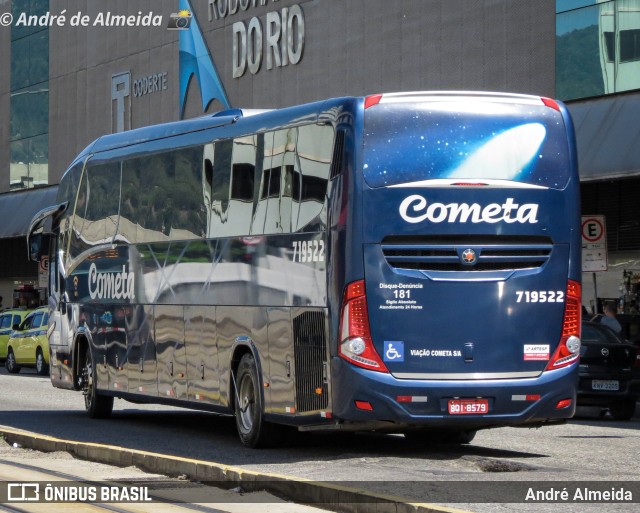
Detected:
left=582, top=323, right=624, bottom=344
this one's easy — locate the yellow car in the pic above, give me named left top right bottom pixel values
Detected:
left=0, top=308, right=31, bottom=361
left=6, top=306, right=49, bottom=375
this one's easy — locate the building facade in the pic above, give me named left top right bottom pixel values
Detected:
left=0, top=0, right=638, bottom=314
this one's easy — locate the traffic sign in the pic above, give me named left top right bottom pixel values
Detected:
left=581, top=215, right=607, bottom=272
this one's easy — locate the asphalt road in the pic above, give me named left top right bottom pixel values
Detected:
left=0, top=367, right=639, bottom=513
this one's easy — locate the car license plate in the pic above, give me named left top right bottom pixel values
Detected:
left=592, top=380, right=619, bottom=391
left=448, top=398, right=489, bottom=415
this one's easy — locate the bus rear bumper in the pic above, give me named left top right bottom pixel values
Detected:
left=330, top=357, right=578, bottom=430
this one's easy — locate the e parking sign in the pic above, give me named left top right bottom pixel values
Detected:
left=581, top=216, right=608, bottom=272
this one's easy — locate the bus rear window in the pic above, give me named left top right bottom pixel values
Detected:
left=363, top=102, right=571, bottom=190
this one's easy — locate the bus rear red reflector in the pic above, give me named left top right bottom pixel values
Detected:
left=355, top=400, right=374, bottom=411
left=512, top=394, right=541, bottom=402
left=364, top=94, right=383, bottom=109
left=397, top=396, right=428, bottom=403
left=541, top=97, right=561, bottom=111
left=555, top=398, right=572, bottom=409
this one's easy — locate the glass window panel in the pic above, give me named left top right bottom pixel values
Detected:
left=620, top=29, right=640, bottom=61
left=557, top=0, right=598, bottom=14
left=120, top=147, right=205, bottom=244
left=251, top=133, right=272, bottom=235
left=294, top=124, right=333, bottom=231
left=58, top=162, right=84, bottom=262
left=11, top=30, right=48, bottom=91
left=75, top=162, right=121, bottom=249
left=12, top=0, right=49, bottom=40
left=170, top=146, right=205, bottom=240
left=556, top=4, right=608, bottom=100
left=205, top=138, right=256, bottom=238
left=9, top=134, right=48, bottom=190
left=616, top=1, right=640, bottom=92
left=10, top=83, right=49, bottom=140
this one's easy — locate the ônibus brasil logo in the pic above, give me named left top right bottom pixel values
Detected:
left=399, top=195, right=539, bottom=224
left=88, top=263, right=135, bottom=301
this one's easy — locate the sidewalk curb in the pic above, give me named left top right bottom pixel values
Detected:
left=0, top=426, right=472, bottom=513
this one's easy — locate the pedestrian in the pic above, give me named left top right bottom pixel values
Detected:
left=594, top=301, right=622, bottom=334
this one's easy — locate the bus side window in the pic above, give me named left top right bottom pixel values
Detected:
left=120, top=158, right=141, bottom=244
left=70, top=161, right=121, bottom=256
left=261, top=128, right=297, bottom=235
left=251, top=132, right=273, bottom=235
left=294, top=124, right=333, bottom=232
left=171, top=146, right=205, bottom=240
left=58, top=162, right=83, bottom=263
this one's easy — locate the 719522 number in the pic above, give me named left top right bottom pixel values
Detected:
left=515, top=290, right=565, bottom=303
left=292, top=240, right=325, bottom=263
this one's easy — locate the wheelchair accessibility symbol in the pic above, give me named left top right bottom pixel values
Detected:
left=384, top=341, right=404, bottom=362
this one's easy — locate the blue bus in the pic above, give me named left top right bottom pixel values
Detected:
left=28, top=91, right=581, bottom=447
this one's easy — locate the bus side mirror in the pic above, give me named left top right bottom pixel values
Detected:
left=29, top=233, right=42, bottom=262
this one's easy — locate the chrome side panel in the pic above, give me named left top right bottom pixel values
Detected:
left=215, top=306, right=269, bottom=409
left=185, top=306, right=219, bottom=404
left=107, top=306, right=128, bottom=393
left=265, top=307, right=295, bottom=414
left=155, top=305, right=188, bottom=400
left=92, top=307, right=110, bottom=394
left=48, top=305, right=75, bottom=389
left=127, top=305, right=158, bottom=396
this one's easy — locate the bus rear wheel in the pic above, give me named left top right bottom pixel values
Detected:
left=234, top=353, right=283, bottom=448
left=82, top=348, right=113, bottom=419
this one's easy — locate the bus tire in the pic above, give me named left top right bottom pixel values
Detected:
left=234, top=353, right=283, bottom=448
left=35, top=348, right=49, bottom=376
left=5, top=349, right=20, bottom=374
left=82, top=347, right=113, bottom=419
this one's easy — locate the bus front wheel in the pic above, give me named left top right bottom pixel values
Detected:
left=82, top=347, right=114, bottom=419
left=234, top=353, right=283, bottom=448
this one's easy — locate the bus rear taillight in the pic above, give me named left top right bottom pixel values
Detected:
left=546, top=280, right=581, bottom=370
left=339, top=280, right=388, bottom=372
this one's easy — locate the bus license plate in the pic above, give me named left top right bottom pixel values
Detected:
left=448, top=398, right=489, bottom=415
left=592, top=380, right=619, bottom=391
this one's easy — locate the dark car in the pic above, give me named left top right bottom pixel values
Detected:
left=578, top=321, right=640, bottom=420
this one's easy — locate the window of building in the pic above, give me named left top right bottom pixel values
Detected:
left=557, top=0, right=640, bottom=100
left=10, top=0, right=49, bottom=190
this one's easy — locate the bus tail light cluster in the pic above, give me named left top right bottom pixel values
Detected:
left=339, top=280, right=388, bottom=372
left=546, top=280, right=582, bottom=370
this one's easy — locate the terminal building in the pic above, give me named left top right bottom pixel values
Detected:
left=0, top=0, right=639, bottom=316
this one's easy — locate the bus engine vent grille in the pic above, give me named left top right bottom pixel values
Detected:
left=293, top=310, right=329, bottom=413
left=381, top=236, right=553, bottom=272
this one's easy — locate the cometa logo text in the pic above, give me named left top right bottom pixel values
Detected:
left=88, top=263, right=135, bottom=301
left=399, top=195, right=539, bottom=224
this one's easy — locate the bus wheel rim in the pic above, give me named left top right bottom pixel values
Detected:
left=238, top=374, right=254, bottom=431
